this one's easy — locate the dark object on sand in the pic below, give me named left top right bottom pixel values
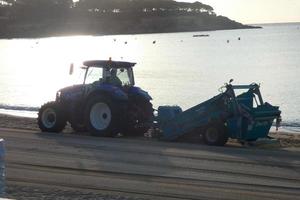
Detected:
left=38, top=59, right=153, bottom=137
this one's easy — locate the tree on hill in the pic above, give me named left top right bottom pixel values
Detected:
left=74, top=0, right=214, bottom=14
left=3, top=0, right=73, bottom=21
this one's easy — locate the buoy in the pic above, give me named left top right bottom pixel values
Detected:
left=238, top=37, right=241, bottom=40
left=125, top=41, right=127, bottom=44
left=153, top=40, right=156, bottom=44
left=227, top=40, right=230, bottom=43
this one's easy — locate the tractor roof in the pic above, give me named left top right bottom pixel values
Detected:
left=83, top=60, right=136, bottom=68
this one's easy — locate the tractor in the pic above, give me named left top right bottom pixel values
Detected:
left=38, top=59, right=153, bottom=137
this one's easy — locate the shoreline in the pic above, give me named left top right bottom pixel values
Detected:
left=0, top=113, right=299, bottom=148
left=0, top=26, right=261, bottom=40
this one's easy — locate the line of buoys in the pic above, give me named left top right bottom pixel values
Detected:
left=226, top=37, right=241, bottom=43
left=114, top=40, right=158, bottom=44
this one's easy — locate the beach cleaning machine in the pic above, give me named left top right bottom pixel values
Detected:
left=155, top=82, right=281, bottom=146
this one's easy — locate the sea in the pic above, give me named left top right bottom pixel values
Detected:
left=0, top=23, right=300, bottom=133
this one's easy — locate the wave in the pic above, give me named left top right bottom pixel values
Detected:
left=281, top=122, right=300, bottom=128
left=272, top=121, right=300, bottom=133
left=0, top=104, right=39, bottom=112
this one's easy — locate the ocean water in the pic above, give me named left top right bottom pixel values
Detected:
left=0, top=23, right=300, bottom=132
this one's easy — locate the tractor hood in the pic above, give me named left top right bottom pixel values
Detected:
left=56, top=84, right=84, bottom=102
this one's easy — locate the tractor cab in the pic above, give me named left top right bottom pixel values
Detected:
left=82, top=60, right=136, bottom=87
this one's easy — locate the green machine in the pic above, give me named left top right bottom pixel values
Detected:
left=157, top=82, right=281, bottom=146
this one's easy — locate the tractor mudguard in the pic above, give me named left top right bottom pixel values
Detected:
left=87, top=83, right=128, bottom=101
left=128, top=86, right=152, bottom=101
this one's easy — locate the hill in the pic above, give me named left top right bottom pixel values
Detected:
left=0, top=0, right=260, bottom=38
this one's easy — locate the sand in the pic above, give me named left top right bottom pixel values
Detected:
left=0, top=113, right=299, bottom=199
left=0, top=113, right=299, bottom=148
left=0, top=114, right=150, bottom=200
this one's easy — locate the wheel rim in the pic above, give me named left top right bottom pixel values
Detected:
left=42, top=108, right=57, bottom=128
left=205, top=127, right=219, bottom=143
left=90, top=102, right=112, bottom=131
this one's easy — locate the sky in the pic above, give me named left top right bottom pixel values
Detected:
left=178, top=0, right=300, bottom=24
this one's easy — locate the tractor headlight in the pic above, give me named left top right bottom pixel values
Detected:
left=56, top=91, right=61, bottom=101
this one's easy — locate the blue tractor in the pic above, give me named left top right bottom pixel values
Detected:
left=38, top=60, right=153, bottom=136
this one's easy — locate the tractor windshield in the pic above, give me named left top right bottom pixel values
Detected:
left=84, top=66, right=134, bottom=86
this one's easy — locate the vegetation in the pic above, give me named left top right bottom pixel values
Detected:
left=0, top=0, right=258, bottom=38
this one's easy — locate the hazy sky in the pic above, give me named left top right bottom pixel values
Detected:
left=178, top=0, right=300, bottom=24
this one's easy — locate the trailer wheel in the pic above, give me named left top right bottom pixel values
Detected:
left=38, top=101, right=67, bottom=132
left=85, top=96, right=120, bottom=137
left=203, top=123, right=228, bottom=146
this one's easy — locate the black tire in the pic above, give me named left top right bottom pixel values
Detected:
left=38, top=101, right=67, bottom=132
left=203, top=123, right=228, bottom=146
left=85, top=96, right=120, bottom=137
left=123, top=100, right=154, bottom=136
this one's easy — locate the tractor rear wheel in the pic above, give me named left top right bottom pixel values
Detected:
left=38, top=101, right=67, bottom=132
left=123, top=100, right=154, bottom=136
left=203, top=123, right=228, bottom=146
left=85, top=96, right=120, bottom=137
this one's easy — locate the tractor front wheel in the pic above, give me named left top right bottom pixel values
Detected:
left=38, top=101, right=67, bottom=132
left=203, top=123, right=228, bottom=146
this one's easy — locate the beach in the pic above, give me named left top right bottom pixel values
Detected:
left=1, top=119, right=300, bottom=200
left=0, top=113, right=299, bottom=199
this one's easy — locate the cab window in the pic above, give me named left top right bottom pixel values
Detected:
left=85, top=67, right=103, bottom=84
